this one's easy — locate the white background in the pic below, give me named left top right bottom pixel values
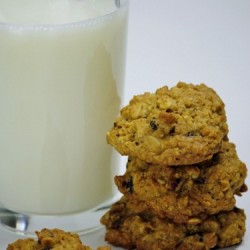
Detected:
left=1, top=0, right=250, bottom=249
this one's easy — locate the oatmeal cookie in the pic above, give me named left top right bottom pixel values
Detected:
left=7, top=238, right=37, bottom=250
left=7, top=228, right=110, bottom=250
left=36, top=228, right=90, bottom=249
left=107, top=82, right=228, bottom=165
left=101, top=197, right=246, bottom=250
left=115, top=141, right=247, bottom=223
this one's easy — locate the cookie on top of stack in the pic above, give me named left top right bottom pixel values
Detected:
left=101, top=82, right=248, bottom=250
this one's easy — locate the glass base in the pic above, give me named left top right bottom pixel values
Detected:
left=0, top=202, right=113, bottom=237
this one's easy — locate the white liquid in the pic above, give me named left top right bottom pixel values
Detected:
left=0, top=0, right=117, bottom=25
left=0, top=0, right=128, bottom=214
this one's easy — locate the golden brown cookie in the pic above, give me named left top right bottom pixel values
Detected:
left=36, top=228, right=90, bottom=250
left=7, top=228, right=110, bottom=250
left=101, top=197, right=246, bottom=250
left=7, top=238, right=37, bottom=250
left=107, top=82, right=228, bottom=165
left=115, top=141, right=247, bottom=223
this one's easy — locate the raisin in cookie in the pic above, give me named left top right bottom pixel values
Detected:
left=115, top=141, right=247, bottom=223
left=7, top=228, right=110, bottom=250
left=107, top=82, right=228, bottom=165
left=101, top=197, right=246, bottom=250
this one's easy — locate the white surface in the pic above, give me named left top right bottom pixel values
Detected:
left=1, top=0, right=250, bottom=249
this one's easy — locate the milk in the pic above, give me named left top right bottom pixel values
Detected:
left=0, top=0, right=128, bottom=215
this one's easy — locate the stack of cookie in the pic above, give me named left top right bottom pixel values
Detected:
left=101, top=82, right=248, bottom=250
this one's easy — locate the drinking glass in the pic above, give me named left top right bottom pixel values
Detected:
left=0, top=0, right=128, bottom=235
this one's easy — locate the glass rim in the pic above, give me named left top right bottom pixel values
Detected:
left=0, top=0, right=129, bottom=31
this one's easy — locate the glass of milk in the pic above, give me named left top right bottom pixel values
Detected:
left=0, top=0, right=128, bottom=235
